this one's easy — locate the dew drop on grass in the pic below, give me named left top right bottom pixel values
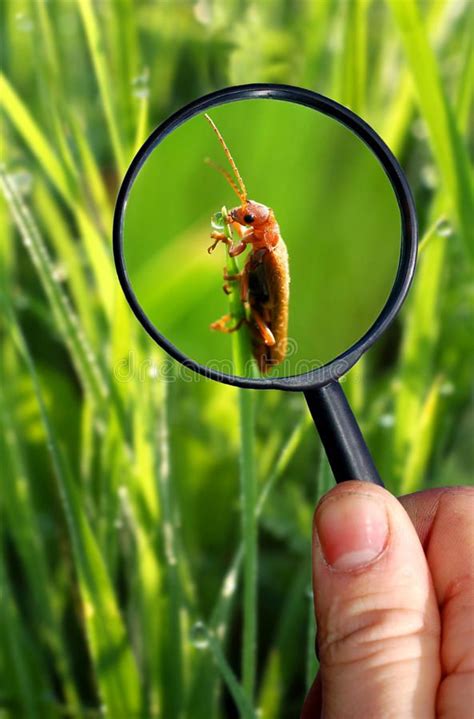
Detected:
left=194, top=0, right=212, bottom=25
left=420, top=164, right=438, bottom=189
left=7, top=170, right=33, bottom=197
left=190, top=621, right=210, bottom=650
left=131, top=68, right=150, bottom=99
left=440, top=381, right=454, bottom=396
left=94, top=418, right=106, bottom=436
left=222, top=567, right=237, bottom=598
left=52, top=263, right=68, bottom=283
left=15, top=12, right=33, bottom=32
left=211, top=211, right=225, bottom=231
left=412, top=118, right=428, bottom=140
left=435, top=218, right=454, bottom=237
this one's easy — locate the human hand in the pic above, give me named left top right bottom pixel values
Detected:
left=301, top=482, right=474, bottom=718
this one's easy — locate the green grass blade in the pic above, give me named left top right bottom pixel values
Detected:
left=118, top=485, right=162, bottom=716
left=33, top=179, right=100, bottom=342
left=393, top=223, right=447, bottom=487
left=0, top=553, right=55, bottom=718
left=0, top=73, right=74, bottom=205
left=455, top=5, right=474, bottom=132
left=387, top=0, right=474, bottom=260
left=400, top=375, right=443, bottom=494
left=335, top=0, right=370, bottom=112
left=0, top=74, right=116, bottom=316
left=258, top=566, right=307, bottom=718
left=190, top=622, right=257, bottom=719
left=69, top=114, right=114, bottom=232
left=0, top=378, right=81, bottom=714
left=155, top=379, right=185, bottom=718
left=7, top=311, right=142, bottom=717
left=0, top=170, right=108, bottom=402
left=76, top=0, right=128, bottom=176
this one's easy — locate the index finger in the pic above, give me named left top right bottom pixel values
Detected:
left=399, top=486, right=474, bottom=718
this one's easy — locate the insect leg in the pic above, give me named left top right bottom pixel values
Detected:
left=250, top=308, right=276, bottom=347
left=210, top=314, right=245, bottom=334
left=229, top=221, right=252, bottom=240
left=208, top=231, right=231, bottom=254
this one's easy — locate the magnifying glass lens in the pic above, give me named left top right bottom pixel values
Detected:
left=122, top=99, right=401, bottom=379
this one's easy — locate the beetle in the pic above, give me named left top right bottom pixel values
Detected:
left=204, top=113, right=290, bottom=374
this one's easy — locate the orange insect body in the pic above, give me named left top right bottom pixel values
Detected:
left=205, top=114, right=290, bottom=373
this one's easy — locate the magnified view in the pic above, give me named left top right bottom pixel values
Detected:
left=122, top=99, right=401, bottom=379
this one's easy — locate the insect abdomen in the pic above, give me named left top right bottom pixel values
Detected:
left=248, top=239, right=289, bottom=372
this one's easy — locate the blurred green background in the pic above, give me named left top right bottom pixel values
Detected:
left=123, top=98, right=400, bottom=375
left=0, top=1, right=473, bottom=718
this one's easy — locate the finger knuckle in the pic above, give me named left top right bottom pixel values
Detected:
left=319, top=595, right=438, bottom=670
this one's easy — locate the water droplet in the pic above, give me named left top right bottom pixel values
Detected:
left=132, top=68, right=150, bottom=99
left=440, top=381, right=454, bottom=396
left=52, top=263, right=68, bottom=283
left=7, top=170, right=33, bottom=196
left=190, top=621, right=210, bottom=650
left=412, top=119, right=428, bottom=140
left=15, top=12, right=33, bottom=32
left=222, top=568, right=237, bottom=598
left=420, top=165, right=438, bottom=189
left=94, top=418, right=106, bottom=436
left=435, top=218, right=454, bottom=237
left=194, top=0, right=212, bottom=24
left=211, top=211, right=224, bottom=230
left=379, top=413, right=395, bottom=428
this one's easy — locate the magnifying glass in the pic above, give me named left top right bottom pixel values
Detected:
left=113, top=84, right=417, bottom=488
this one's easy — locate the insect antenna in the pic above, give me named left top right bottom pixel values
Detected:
left=204, top=157, right=243, bottom=202
left=204, top=113, right=247, bottom=203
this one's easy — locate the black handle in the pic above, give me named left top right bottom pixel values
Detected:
left=304, top=381, right=384, bottom=487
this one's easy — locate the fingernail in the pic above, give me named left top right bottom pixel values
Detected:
left=316, top=492, right=388, bottom=570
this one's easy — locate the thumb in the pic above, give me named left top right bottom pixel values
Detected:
left=309, top=481, right=441, bottom=719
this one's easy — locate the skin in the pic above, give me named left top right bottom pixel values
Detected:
left=301, top=482, right=474, bottom=718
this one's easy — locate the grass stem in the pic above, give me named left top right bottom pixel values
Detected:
left=218, top=208, right=258, bottom=701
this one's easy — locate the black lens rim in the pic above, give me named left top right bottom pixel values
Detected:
left=113, top=83, right=417, bottom=391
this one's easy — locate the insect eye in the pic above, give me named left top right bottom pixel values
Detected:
left=244, top=213, right=255, bottom=224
